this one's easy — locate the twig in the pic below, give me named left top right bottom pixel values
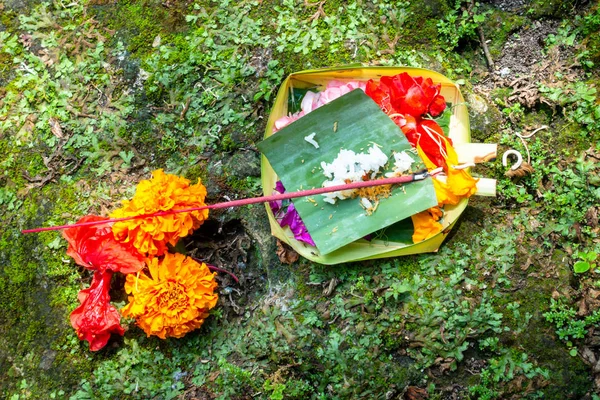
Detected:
left=477, top=26, right=495, bottom=71
left=180, top=97, right=192, bottom=120
left=468, top=0, right=494, bottom=71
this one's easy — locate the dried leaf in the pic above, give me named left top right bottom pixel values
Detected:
left=276, top=240, right=299, bottom=264
left=49, top=117, right=64, bottom=138
left=404, top=386, right=428, bottom=400
left=323, top=277, right=339, bottom=297
left=577, top=298, right=589, bottom=317
left=586, top=207, right=598, bottom=228
left=19, top=34, right=33, bottom=49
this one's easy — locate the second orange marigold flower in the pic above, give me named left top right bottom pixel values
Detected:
left=121, top=252, right=218, bottom=339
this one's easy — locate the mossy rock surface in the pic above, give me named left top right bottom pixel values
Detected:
left=1, top=0, right=600, bottom=398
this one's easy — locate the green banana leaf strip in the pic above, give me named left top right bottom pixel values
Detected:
left=435, top=105, right=452, bottom=136
left=372, top=218, right=414, bottom=243
left=258, top=89, right=438, bottom=255
left=287, top=87, right=314, bottom=114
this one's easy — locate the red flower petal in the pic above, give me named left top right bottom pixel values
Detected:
left=400, top=84, right=428, bottom=116
left=365, top=79, right=395, bottom=114
left=63, top=215, right=145, bottom=274
left=417, top=120, right=452, bottom=168
left=365, top=79, right=384, bottom=103
left=379, top=75, right=404, bottom=112
left=399, top=73, right=416, bottom=91
left=429, top=95, right=447, bottom=117
left=399, top=114, right=419, bottom=145
left=70, top=271, right=124, bottom=351
left=420, top=77, right=439, bottom=101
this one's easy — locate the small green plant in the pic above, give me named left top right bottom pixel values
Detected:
left=543, top=298, right=600, bottom=357
left=437, top=1, right=491, bottom=51
left=479, top=336, right=500, bottom=352
left=538, top=82, right=600, bottom=137
left=501, top=102, right=525, bottom=122
left=545, top=23, right=577, bottom=47
left=118, top=150, right=135, bottom=169
left=0, top=188, right=23, bottom=213
left=469, top=350, right=549, bottom=400
left=254, top=60, right=285, bottom=102
left=263, top=380, right=286, bottom=400
left=573, top=250, right=598, bottom=274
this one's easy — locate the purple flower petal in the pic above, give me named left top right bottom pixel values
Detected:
left=281, top=203, right=316, bottom=246
left=268, top=181, right=286, bottom=216
left=275, top=181, right=286, bottom=193
left=269, top=199, right=282, bottom=216
left=270, top=181, right=315, bottom=246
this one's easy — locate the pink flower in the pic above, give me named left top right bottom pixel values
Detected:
left=274, top=111, right=306, bottom=131
left=273, top=80, right=366, bottom=132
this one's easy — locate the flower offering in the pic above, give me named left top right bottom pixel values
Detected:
left=259, top=67, right=489, bottom=264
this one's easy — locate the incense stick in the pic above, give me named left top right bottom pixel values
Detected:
left=22, top=172, right=428, bottom=234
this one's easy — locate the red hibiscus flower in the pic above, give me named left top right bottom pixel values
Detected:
left=70, top=270, right=125, bottom=351
left=369, top=73, right=447, bottom=117
left=365, top=73, right=451, bottom=168
left=63, top=215, right=145, bottom=274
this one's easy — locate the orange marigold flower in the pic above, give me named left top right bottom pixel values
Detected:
left=110, top=169, right=209, bottom=256
left=121, top=252, right=218, bottom=339
left=411, top=207, right=443, bottom=243
left=411, top=141, right=477, bottom=244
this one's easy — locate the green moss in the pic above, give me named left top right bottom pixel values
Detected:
left=488, top=241, right=593, bottom=397
left=404, top=0, right=452, bottom=47
left=546, top=119, right=591, bottom=153
left=118, top=119, right=162, bottom=162
left=527, top=0, right=580, bottom=18
left=580, top=6, right=600, bottom=69
left=0, top=9, right=18, bottom=31
left=490, top=87, right=513, bottom=105
left=90, top=0, right=191, bottom=58
left=521, top=109, right=552, bottom=128
left=585, top=34, right=600, bottom=66
left=25, top=153, right=47, bottom=178
left=220, top=134, right=237, bottom=152
left=468, top=95, right=505, bottom=143
left=483, top=11, right=527, bottom=59
left=1, top=230, right=38, bottom=284
left=0, top=173, right=98, bottom=397
left=184, top=160, right=210, bottom=184
left=394, top=255, right=422, bottom=280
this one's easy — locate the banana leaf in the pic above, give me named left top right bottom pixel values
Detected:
left=258, top=89, right=438, bottom=255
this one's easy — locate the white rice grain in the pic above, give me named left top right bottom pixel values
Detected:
left=304, top=132, right=319, bottom=149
